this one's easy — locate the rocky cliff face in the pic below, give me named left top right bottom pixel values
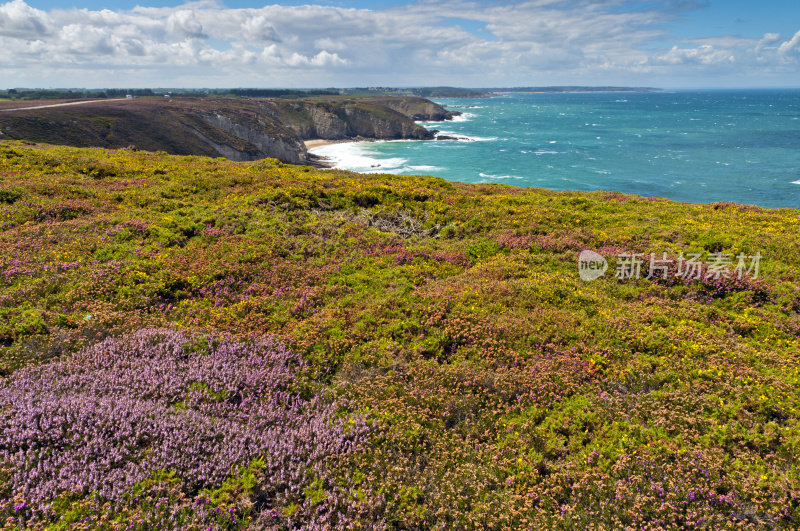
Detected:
left=279, top=104, right=349, bottom=139
left=342, top=105, right=432, bottom=139
left=199, top=112, right=306, bottom=163
left=267, top=99, right=435, bottom=141
left=363, top=96, right=461, bottom=121
left=0, top=96, right=455, bottom=165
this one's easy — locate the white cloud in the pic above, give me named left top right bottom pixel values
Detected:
left=755, top=32, right=781, bottom=55
left=652, top=44, right=735, bottom=66
left=310, top=50, right=348, bottom=67
left=0, top=0, right=797, bottom=88
left=313, top=37, right=344, bottom=51
left=0, top=0, right=51, bottom=37
left=241, top=15, right=280, bottom=43
left=285, top=49, right=347, bottom=67
left=778, top=30, right=800, bottom=57
left=59, top=23, right=115, bottom=55
left=166, top=9, right=206, bottom=39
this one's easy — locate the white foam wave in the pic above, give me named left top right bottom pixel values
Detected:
left=435, top=131, right=497, bottom=142
left=448, top=112, right=474, bottom=122
left=479, top=172, right=522, bottom=180
left=407, top=165, right=441, bottom=172
left=309, top=142, right=407, bottom=173
left=792, top=180, right=800, bottom=185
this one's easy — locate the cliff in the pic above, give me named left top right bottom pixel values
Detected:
left=190, top=102, right=307, bottom=163
left=264, top=98, right=449, bottom=140
left=0, top=96, right=456, bottom=164
left=360, top=96, right=461, bottom=121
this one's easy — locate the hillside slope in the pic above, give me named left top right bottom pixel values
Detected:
left=0, top=96, right=458, bottom=165
left=1, top=141, right=799, bottom=529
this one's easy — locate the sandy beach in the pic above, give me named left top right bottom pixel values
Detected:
left=303, top=138, right=366, bottom=168
left=304, top=138, right=360, bottom=150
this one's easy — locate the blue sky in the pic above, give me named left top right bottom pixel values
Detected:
left=667, top=1, right=799, bottom=39
left=2, top=0, right=799, bottom=88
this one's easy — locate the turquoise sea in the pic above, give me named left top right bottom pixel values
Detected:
left=310, top=90, right=800, bottom=208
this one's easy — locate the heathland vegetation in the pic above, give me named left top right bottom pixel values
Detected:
left=1, top=141, right=799, bottom=528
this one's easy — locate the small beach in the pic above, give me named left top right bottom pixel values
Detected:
left=304, top=138, right=359, bottom=150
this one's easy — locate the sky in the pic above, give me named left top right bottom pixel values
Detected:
left=1, top=0, right=799, bottom=89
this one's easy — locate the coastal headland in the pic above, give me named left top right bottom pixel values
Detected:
left=0, top=95, right=460, bottom=166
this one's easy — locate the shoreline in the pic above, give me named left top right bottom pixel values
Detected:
left=304, top=138, right=361, bottom=150
left=304, top=138, right=365, bottom=169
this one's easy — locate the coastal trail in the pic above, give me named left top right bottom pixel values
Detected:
left=0, top=98, right=129, bottom=112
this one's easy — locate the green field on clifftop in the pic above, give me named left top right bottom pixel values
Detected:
left=1, top=141, right=799, bottom=529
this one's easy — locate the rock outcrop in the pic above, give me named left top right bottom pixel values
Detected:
left=198, top=112, right=306, bottom=163
left=266, top=99, right=436, bottom=141
left=362, top=96, right=462, bottom=121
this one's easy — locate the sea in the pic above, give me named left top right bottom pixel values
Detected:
left=309, top=90, right=800, bottom=209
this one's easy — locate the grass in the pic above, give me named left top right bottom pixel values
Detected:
left=0, top=140, right=799, bottom=529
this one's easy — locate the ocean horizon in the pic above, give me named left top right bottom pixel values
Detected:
left=310, top=89, right=800, bottom=209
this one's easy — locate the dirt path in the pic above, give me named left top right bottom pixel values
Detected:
left=0, top=98, right=129, bottom=112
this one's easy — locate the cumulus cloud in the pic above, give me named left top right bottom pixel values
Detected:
left=310, top=50, right=348, bottom=67
left=166, top=9, right=206, bottom=39
left=59, top=23, right=115, bottom=55
left=285, top=50, right=345, bottom=67
left=755, top=32, right=781, bottom=54
left=0, top=0, right=51, bottom=37
left=778, top=30, right=800, bottom=57
left=0, top=0, right=797, bottom=87
left=652, top=44, right=735, bottom=66
left=241, top=15, right=280, bottom=43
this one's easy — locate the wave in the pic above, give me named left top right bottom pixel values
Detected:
left=435, top=131, right=497, bottom=142
left=406, top=165, right=441, bottom=172
left=448, top=112, right=474, bottom=122
left=479, top=172, right=522, bottom=180
left=308, top=142, right=407, bottom=173
left=792, top=180, right=800, bottom=185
